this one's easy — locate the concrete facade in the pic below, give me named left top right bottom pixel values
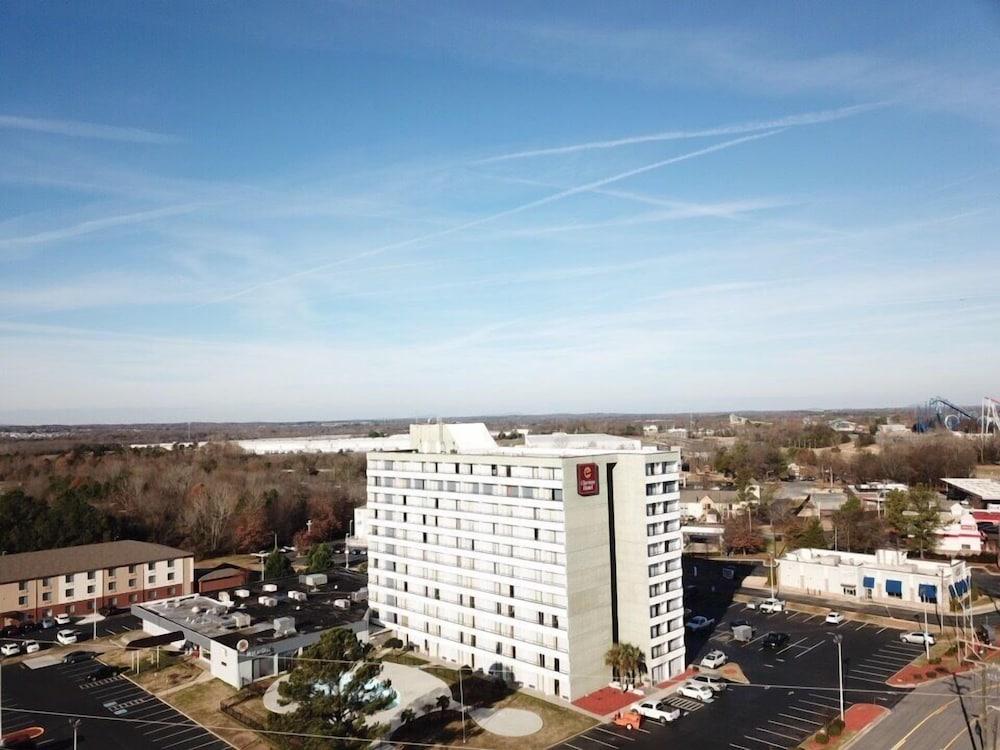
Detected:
left=365, top=423, right=685, bottom=701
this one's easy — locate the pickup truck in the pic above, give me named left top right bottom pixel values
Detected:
left=757, top=598, right=786, bottom=613
left=633, top=700, right=681, bottom=724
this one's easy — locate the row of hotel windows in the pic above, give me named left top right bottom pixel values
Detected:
left=371, top=476, right=564, bottom=501
left=17, top=586, right=180, bottom=608
left=373, top=537, right=565, bottom=567
left=370, top=460, right=563, bottom=481
left=646, top=500, right=680, bottom=516
left=370, top=495, right=566, bottom=523
left=645, top=481, right=680, bottom=496
left=373, top=517, right=563, bottom=545
left=375, top=581, right=562, bottom=628
left=16, top=559, right=178, bottom=591
left=645, top=461, right=680, bottom=476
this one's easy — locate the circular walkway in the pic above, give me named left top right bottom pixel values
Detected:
left=470, top=707, right=543, bottom=737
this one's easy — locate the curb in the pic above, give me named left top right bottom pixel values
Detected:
left=840, top=706, right=890, bottom=750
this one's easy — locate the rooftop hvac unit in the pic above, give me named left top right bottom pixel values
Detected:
left=234, top=589, right=250, bottom=598
left=231, top=612, right=252, bottom=628
left=258, top=596, right=278, bottom=607
left=288, top=590, right=307, bottom=602
left=218, top=592, right=232, bottom=604
left=351, top=587, right=368, bottom=602
left=301, top=573, right=327, bottom=587
left=273, top=616, right=296, bottom=636
left=333, top=598, right=351, bottom=610
left=262, top=583, right=278, bottom=593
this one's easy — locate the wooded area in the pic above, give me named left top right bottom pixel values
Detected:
left=0, top=443, right=367, bottom=557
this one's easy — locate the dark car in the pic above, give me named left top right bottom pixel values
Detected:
left=82, top=665, right=117, bottom=682
left=0, top=625, right=17, bottom=638
left=62, top=650, right=96, bottom=664
left=17, top=621, right=39, bottom=635
left=98, top=606, right=124, bottom=617
left=762, top=632, right=790, bottom=650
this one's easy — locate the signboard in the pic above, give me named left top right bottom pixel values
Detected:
left=577, top=463, right=599, bottom=496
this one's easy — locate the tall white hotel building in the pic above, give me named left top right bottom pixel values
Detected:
left=365, top=423, right=685, bottom=700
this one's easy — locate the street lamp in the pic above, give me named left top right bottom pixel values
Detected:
left=833, top=634, right=845, bottom=722
left=70, top=719, right=81, bottom=750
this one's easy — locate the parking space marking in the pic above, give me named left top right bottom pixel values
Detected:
left=594, top=727, right=634, bottom=741
left=729, top=744, right=754, bottom=750
left=769, top=719, right=808, bottom=732
left=794, top=640, right=825, bottom=659
left=743, top=734, right=787, bottom=749
left=163, top=729, right=210, bottom=748
left=578, top=733, right=619, bottom=748
left=775, top=636, right=810, bottom=655
left=564, top=743, right=586, bottom=750
left=848, top=675, right=892, bottom=685
left=800, top=699, right=836, bottom=712
left=181, top=739, right=227, bottom=750
left=144, top=720, right=200, bottom=737
left=756, top=726, right=801, bottom=742
left=853, top=622, right=867, bottom=630
left=779, top=712, right=821, bottom=726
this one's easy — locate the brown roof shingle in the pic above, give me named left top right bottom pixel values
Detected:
left=0, top=540, right=193, bottom=585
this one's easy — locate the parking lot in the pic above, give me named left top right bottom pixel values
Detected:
left=0, top=656, right=232, bottom=749
left=1, top=612, right=143, bottom=659
left=554, top=594, right=922, bottom=750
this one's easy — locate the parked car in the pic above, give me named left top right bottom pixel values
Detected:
left=1, top=642, right=21, bottom=657
left=691, top=674, right=727, bottom=693
left=633, top=700, right=681, bottom=724
left=762, top=632, right=790, bottom=649
left=825, top=611, right=845, bottom=625
left=82, top=665, right=116, bottom=682
left=16, top=622, right=38, bottom=636
left=900, top=632, right=936, bottom=646
left=745, top=598, right=764, bottom=610
left=23, top=640, right=40, bottom=654
left=678, top=682, right=715, bottom=703
left=56, top=629, right=78, bottom=645
left=729, top=619, right=757, bottom=635
left=54, top=614, right=71, bottom=626
left=40, top=617, right=56, bottom=629
left=62, top=650, right=95, bottom=664
left=98, top=606, right=123, bottom=617
left=758, top=598, right=786, bottom=613
left=0, top=625, right=17, bottom=637
left=613, top=709, right=643, bottom=730
left=685, top=615, right=716, bottom=632
left=699, top=650, right=728, bottom=669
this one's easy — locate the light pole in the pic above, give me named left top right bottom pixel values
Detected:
left=70, top=718, right=80, bottom=749
left=93, top=596, right=98, bottom=642
left=834, top=634, right=845, bottom=722
left=923, top=607, right=931, bottom=661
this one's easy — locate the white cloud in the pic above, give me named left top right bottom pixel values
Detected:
left=0, top=114, right=179, bottom=144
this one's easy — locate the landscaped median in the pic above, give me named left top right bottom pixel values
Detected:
left=799, top=703, right=889, bottom=749
left=887, top=641, right=1000, bottom=687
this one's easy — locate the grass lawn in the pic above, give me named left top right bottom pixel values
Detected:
left=382, top=650, right=429, bottom=666
left=166, top=678, right=272, bottom=750
left=391, top=690, right=595, bottom=750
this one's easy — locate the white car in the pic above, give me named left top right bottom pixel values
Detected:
left=758, top=598, right=786, bottom=613
left=1, top=642, right=20, bottom=657
left=699, top=650, right=728, bottom=669
left=825, top=611, right=845, bottom=625
left=54, top=614, right=72, bottom=626
left=633, top=700, right=681, bottom=724
left=900, top=631, right=936, bottom=646
left=685, top=615, right=716, bottom=632
left=23, top=640, right=40, bottom=654
left=691, top=674, right=727, bottom=693
left=56, top=629, right=78, bottom=645
left=678, top=682, right=715, bottom=703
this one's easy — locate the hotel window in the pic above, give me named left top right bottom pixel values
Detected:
left=109, top=582, right=116, bottom=591
left=87, top=570, right=96, bottom=580
left=18, top=596, right=27, bottom=606
left=128, top=578, right=136, bottom=588
left=148, top=574, right=156, bottom=584
left=167, top=559, right=175, bottom=568
left=64, top=574, right=72, bottom=583
left=87, top=585, right=95, bottom=594
left=106, top=568, right=115, bottom=577
left=128, top=565, right=136, bottom=574
left=17, top=580, right=27, bottom=591
left=65, top=588, right=75, bottom=598
left=42, top=592, right=51, bottom=602
left=41, top=577, right=50, bottom=587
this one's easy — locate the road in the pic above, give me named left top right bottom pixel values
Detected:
left=856, top=669, right=998, bottom=750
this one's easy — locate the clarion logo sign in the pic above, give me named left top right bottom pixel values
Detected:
left=577, top=462, right=599, bottom=496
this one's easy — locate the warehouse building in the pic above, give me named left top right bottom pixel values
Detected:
left=365, top=422, right=685, bottom=701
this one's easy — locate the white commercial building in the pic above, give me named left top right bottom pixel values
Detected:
left=365, top=423, right=685, bottom=701
left=778, top=548, right=970, bottom=608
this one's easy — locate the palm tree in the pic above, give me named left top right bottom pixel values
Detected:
left=436, top=694, right=451, bottom=712
left=400, top=708, right=416, bottom=725
left=604, top=644, right=624, bottom=686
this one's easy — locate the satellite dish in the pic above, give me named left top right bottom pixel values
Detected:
left=236, top=639, right=250, bottom=653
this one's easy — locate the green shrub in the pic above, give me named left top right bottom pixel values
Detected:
left=929, top=656, right=941, bottom=665
left=385, top=637, right=404, bottom=649
left=946, top=645, right=958, bottom=656
left=828, top=718, right=844, bottom=737
left=815, top=730, right=829, bottom=744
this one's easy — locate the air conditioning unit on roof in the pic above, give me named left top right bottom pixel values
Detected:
left=288, top=590, right=307, bottom=602
left=333, top=598, right=350, bottom=610
left=262, top=583, right=278, bottom=593
left=235, top=589, right=250, bottom=598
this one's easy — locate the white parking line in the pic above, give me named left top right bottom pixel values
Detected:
left=794, top=640, right=826, bottom=659
left=594, top=727, right=633, bottom=742
left=180, top=739, right=226, bottom=750
left=775, top=636, right=810, bottom=655
left=848, top=676, right=891, bottom=685
left=164, top=730, right=210, bottom=749
left=743, top=735, right=787, bottom=749
left=800, top=699, right=836, bottom=712
left=779, top=712, right=821, bottom=726
left=850, top=668, right=893, bottom=679
left=806, top=694, right=839, bottom=705
left=564, top=743, right=586, bottom=750
left=756, top=726, right=802, bottom=742
left=876, top=627, right=888, bottom=634
left=145, top=721, right=199, bottom=737
left=579, top=733, right=619, bottom=748
left=730, top=744, right=754, bottom=750
left=769, top=719, right=808, bottom=732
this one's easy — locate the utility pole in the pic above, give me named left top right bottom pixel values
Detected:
left=834, top=634, right=845, bottom=722
left=70, top=719, right=81, bottom=750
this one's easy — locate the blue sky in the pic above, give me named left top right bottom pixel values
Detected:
left=2, top=1, right=999, bottom=423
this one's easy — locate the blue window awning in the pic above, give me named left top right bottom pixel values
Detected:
left=862, top=576, right=875, bottom=588
left=886, top=579, right=903, bottom=595
left=918, top=583, right=937, bottom=600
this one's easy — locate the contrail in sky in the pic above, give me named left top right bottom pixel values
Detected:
left=474, top=102, right=886, bottom=164
left=201, top=128, right=784, bottom=306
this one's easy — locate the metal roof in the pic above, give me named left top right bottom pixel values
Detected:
left=941, top=478, right=1000, bottom=501
left=0, top=540, right=192, bottom=585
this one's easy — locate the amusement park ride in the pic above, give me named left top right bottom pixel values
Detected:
left=915, top=395, right=1000, bottom=436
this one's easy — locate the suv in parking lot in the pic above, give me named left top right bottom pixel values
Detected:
left=678, top=682, right=715, bottom=703
left=691, top=674, right=727, bottom=693
left=762, top=632, right=790, bottom=649
left=758, top=598, right=786, bottom=613
left=700, top=650, right=728, bottom=669
left=900, top=631, right=935, bottom=646
left=1, top=642, right=21, bottom=657
left=56, top=629, right=78, bottom=645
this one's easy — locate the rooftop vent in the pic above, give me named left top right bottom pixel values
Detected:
left=231, top=612, right=252, bottom=628
left=301, top=573, right=327, bottom=587
left=273, top=616, right=296, bottom=636
left=262, top=583, right=278, bottom=593
left=235, top=589, right=250, bottom=598
left=288, top=590, right=307, bottom=602
left=258, top=596, right=278, bottom=607
left=333, top=598, right=351, bottom=610
left=218, top=592, right=232, bottom=604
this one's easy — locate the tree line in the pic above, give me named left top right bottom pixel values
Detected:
left=0, top=443, right=367, bottom=557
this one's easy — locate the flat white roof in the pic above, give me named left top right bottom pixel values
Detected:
left=942, top=478, right=1000, bottom=501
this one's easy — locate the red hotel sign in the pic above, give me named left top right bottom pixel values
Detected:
left=577, top=463, right=599, bottom=496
